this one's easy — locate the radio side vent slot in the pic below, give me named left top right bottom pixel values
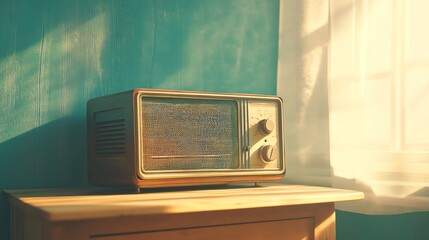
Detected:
left=95, top=119, right=126, bottom=157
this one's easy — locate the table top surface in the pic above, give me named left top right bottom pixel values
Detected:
left=3, top=184, right=364, bottom=221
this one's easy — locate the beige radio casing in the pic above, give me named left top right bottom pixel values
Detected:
left=87, top=89, right=285, bottom=188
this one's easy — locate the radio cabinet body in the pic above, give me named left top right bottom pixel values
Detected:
left=87, top=89, right=285, bottom=188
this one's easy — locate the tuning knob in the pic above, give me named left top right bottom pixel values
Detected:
left=258, top=119, right=275, bottom=135
left=259, top=145, right=278, bottom=163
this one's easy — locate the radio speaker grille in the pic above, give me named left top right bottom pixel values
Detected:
left=141, top=98, right=239, bottom=171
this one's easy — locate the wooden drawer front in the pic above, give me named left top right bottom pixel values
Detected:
left=94, top=218, right=314, bottom=240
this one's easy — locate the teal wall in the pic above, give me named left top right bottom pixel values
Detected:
left=337, top=210, right=429, bottom=240
left=0, top=0, right=279, bottom=238
left=1, top=1, right=428, bottom=240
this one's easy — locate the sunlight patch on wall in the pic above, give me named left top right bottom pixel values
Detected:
left=59, top=12, right=106, bottom=81
left=0, top=42, right=42, bottom=143
left=0, top=10, right=106, bottom=144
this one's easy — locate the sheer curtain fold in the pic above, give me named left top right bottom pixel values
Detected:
left=278, top=0, right=429, bottom=214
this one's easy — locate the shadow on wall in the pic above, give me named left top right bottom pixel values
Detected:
left=0, top=118, right=88, bottom=189
left=0, top=118, right=88, bottom=240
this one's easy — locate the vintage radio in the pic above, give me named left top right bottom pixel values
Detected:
left=87, top=89, right=285, bottom=188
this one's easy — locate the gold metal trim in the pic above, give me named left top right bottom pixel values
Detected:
left=139, top=170, right=285, bottom=180
left=150, top=154, right=229, bottom=159
left=133, top=89, right=286, bottom=180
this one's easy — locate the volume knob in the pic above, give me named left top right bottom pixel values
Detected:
left=259, top=145, right=278, bottom=163
left=258, top=119, right=275, bottom=135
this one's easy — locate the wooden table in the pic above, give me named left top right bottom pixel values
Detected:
left=4, top=184, right=363, bottom=240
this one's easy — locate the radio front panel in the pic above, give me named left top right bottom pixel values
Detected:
left=248, top=100, right=282, bottom=170
left=135, top=91, right=284, bottom=180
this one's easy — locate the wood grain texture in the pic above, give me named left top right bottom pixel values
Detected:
left=4, top=184, right=363, bottom=221
left=96, top=218, right=315, bottom=240
left=4, top=185, right=359, bottom=240
left=10, top=203, right=330, bottom=240
left=0, top=1, right=279, bottom=239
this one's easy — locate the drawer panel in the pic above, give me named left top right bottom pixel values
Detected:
left=94, top=218, right=314, bottom=240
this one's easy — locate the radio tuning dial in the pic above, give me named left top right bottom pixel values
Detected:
left=258, top=119, right=275, bottom=135
left=259, top=145, right=278, bottom=163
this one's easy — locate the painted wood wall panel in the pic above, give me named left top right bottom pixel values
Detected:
left=0, top=0, right=279, bottom=239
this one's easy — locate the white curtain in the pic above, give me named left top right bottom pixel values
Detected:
left=278, top=0, right=429, bottom=214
